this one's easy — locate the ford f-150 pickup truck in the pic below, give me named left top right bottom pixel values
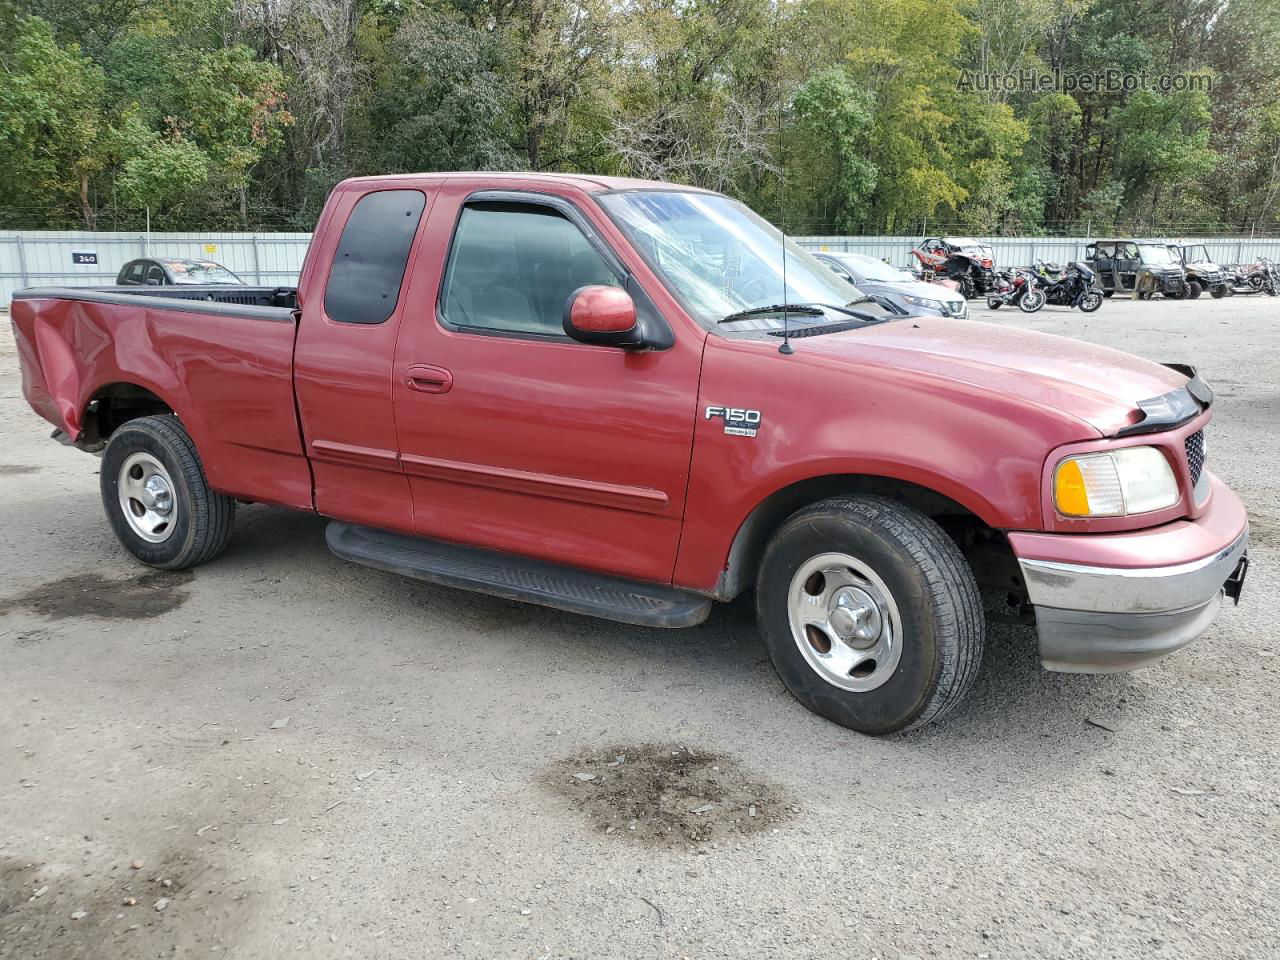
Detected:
left=9, top=173, right=1250, bottom=735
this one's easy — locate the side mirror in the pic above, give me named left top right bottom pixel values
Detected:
left=563, top=285, right=643, bottom=348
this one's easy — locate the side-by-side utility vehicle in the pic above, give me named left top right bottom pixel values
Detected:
left=10, top=174, right=1249, bottom=735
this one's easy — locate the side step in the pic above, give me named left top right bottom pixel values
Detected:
left=326, top=522, right=712, bottom=629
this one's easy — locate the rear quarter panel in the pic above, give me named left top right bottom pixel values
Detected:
left=10, top=295, right=311, bottom=510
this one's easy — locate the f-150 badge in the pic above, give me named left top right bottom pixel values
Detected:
left=705, top=405, right=762, bottom=437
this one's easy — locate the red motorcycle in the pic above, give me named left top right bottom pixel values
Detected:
left=985, top=268, right=1045, bottom=313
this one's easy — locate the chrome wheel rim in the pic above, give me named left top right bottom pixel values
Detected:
left=787, top=552, right=902, bottom=693
left=118, top=452, right=177, bottom=543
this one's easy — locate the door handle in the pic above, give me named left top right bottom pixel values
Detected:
left=405, top=364, right=453, bottom=394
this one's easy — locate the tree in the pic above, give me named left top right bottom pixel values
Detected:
left=356, top=5, right=519, bottom=174
left=790, top=68, right=878, bottom=233
left=0, top=16, right=109, bottom=226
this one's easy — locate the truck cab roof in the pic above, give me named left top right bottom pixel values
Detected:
left=333, top=171, right=715, bottom=195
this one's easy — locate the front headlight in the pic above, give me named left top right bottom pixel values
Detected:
left=903, top=294, right=942, bottom=310
left=1054, top=446, right=1179, bottom=517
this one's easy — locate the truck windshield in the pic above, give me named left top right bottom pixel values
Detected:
left=597, top=190, right=868, bottom=328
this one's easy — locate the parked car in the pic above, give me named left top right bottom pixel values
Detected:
left=813, top=251, right=968, bottom=318
left=1084, top=240, right=1188, bottom=299
left=10, top=173, right=1249, bottom=736
left=910, top=236, right=997, bottom=299
left=117, top=257, right=245, bottom=287
left=1167, top=244, right=1228, bottom=299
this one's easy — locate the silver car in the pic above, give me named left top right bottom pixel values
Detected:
left=814, top=252, right=968, bottom=319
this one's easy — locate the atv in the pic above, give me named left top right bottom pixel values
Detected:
left=1167, top=243, right=1228, bottom=299
left=911, top=237, right=997, bottom=300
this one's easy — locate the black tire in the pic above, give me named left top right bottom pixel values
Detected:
left=1187, top=280, right=1203, bottom=299
left=1102, top=289, right=1115, bottom=298
left=1017, top=287, right=1045, bottom=313
left=755, top=496, right=983, bottom=735
left=986, top=298, right=1002, bottom=310
left=100, top=415, right=236, bottom=569
left=1078, top=291, right=1103, bottom=312
left=1211, top=285, right=1227, bottom=299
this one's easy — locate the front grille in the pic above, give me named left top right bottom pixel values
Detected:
left=1185, top=430, right=1205, bottom=487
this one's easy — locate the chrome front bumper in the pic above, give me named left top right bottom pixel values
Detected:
left=1017, top=526, right=1249, bottom=673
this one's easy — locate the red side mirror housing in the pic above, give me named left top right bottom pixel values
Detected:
left=563, top=285, right=643, bottom=348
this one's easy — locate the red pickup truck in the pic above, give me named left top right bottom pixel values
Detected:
left=9, top=173, right=1249, bottom=734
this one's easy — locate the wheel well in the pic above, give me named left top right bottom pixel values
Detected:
left=79, top=383, right=174, bottom=449
left=716, top=474, right=1024, bottom=601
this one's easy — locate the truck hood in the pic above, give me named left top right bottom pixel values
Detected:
left=801, top=316, right=1190, bottom=436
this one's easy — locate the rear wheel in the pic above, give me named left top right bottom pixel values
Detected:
left=755, top=497, right=983, bottom=735
left=1211, top=285, right=1227, bottom=299
left=986, top=297, right=1002, bottom=309
left=100, top=416, right=236, bottom=569
left=1102, top=289, right=1115, bottom=298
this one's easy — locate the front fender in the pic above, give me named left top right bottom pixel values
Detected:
left=671, top=336, right=1099, bottom=592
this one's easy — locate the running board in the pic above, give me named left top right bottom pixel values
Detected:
left=325, top=522, right=711, bottom=629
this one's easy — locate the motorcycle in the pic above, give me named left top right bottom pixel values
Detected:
left=1031, top=260, right=1103, bottom=312
left=985, top=268, right=1045, bottom=312
left=1247, top=258, right=1279, bottom=295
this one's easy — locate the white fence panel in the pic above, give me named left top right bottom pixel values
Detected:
left=1, top=231, right=313, bottom=304
left=7, top=230, right=1280, bottom=306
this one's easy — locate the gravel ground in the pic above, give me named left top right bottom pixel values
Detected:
left=1, top=294, right=1277, bottom=960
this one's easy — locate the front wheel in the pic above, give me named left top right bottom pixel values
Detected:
left=755, top=497, right=984, bottom=735
left=100, top=416, right=236, bottom=569
left=1187, top=280, right=1203, bottom=299
left=1078, top=291, right=1103, bottom=312
left=1017, top=287, right=1046, bottom=313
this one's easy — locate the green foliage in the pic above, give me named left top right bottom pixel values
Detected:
left=0, top=0, right=1275, bottom=234
left=0, top=16, right=108, bottom=225
left=112, top=111, right=210, bottom=210
left=791, top=68, right=878, bottom=232
left=355, top=5, right=518, bottom=173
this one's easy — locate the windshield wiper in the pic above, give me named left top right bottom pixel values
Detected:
left=802, top=300, right=902, bottom=320
left=718, top=303, right=825, bottom=324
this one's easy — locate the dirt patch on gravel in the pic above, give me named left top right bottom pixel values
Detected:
left=0, top=464, right=39, bottom=476
left=0, top=849, right=244, bottom=960
left=542, top=744, right=795, bottom=849
left=0, top=570, right=194, bottom=621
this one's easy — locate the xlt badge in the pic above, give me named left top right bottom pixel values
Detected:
left=705, top=405, right=762, bottom=437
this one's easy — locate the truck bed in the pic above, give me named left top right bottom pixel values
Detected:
left=9, top=284, right=313, bottom=511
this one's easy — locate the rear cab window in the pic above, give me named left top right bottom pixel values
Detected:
left=324, top=189, right=427, bottom=325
